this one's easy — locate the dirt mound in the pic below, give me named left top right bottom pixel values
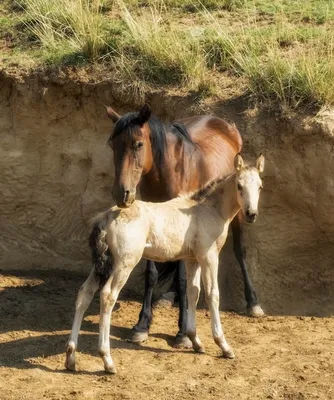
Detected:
left=1, top=70, right=334, bottom=315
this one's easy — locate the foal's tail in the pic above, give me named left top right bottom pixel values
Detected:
left=89, top=220, right=113, bottom=287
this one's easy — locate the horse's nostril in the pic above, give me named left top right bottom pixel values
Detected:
left=123, top=190, right=130, bottom=203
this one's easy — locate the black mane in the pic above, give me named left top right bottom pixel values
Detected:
left=110, top=112, right=195, bottom=171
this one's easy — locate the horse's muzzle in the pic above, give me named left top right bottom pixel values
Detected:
left=112, top=188, right=135, bottom=208
left=112, top=184, right=134, bottom=207
left=116, top=200, right=134, bottom=209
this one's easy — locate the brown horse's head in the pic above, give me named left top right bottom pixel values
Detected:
left=106, top=104, right=154, bottom=208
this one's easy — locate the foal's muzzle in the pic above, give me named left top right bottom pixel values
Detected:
left=245, top=209, right=258, bottom=223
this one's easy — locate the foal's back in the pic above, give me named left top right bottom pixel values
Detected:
left=103, top=194, right=223, bottom=264
left=102, top=197, right=197, bottom=262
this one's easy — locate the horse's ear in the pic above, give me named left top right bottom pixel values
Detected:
left=234, top=153, right=244, bottom=171
left=256, top=154, right=265, bottom=174
left=138, top=103, right=151, bottom=125
left=104, top=105, right=120, bottom=123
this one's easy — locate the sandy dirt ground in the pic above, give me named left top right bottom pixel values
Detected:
left=0, top=270, right=333, bottom=400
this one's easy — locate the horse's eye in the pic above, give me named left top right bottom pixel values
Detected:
left=136, top=141, right=144, bottom=150
left=237, top=183, right=243, bottom=191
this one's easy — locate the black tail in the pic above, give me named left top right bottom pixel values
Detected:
left=89, top=222, right=113, bottom=287
left=156, top=261, right=179, bottom=285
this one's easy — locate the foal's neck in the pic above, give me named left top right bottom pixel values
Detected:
left=210, top=173, right=240, bottom=222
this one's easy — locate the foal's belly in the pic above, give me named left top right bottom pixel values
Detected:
left=143, top=244, right=194, bottom=263
left=143, top=225, right=195, bottom=262
left=143, top=244, right=195, bottom=262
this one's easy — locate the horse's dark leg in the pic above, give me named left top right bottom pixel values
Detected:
left=231, top=211, right=264, bottom=317
left=174, top=260, right=192, bottom=348
left=153, top=272, right=178, bottom=308
left=131, top=260, right=158, bottom=343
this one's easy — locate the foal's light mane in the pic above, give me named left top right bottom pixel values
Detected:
left=186, top=164, right=260, bottom=204
left=187, top=175, right=231, bottom=203
left=184, top=171, right=235, bottom=204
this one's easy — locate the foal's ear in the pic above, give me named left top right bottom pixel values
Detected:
left=256, top=154, right=265, bottom=174
left=234, top=153, right=244, bottom=171
left=104, top=105, right=120, bottom=123
left=138, top=103, right=151, bottom=125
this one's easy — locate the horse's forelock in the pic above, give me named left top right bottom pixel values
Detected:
left=111, top=112, right=142, bottom=141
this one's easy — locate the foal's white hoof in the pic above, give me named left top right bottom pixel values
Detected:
left=65, top=359, right=76, bottom=371
left=105, top=364, right=117, bottom=374
left=247, top=305, right=265, bottom=317
left=131, top=330, right=149, bottom=344
left=222, top=348, right=235, bottom=359
left=194, top=345, right=206, bottom=354
left=65, top=345, right=76, bottom=371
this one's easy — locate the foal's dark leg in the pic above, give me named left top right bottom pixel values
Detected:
left=231, top=211, right=264, bottom=317
left=131, top=260, right=158, bottom=343
left=174, top=260, right=192, bottom=348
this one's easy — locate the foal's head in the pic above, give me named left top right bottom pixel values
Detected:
left=106, top=104, right=153, bottom=208
left=234, top=154, right=265, bottom=223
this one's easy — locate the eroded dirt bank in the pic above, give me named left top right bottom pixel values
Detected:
left=1, top=69, right=334, bottom=315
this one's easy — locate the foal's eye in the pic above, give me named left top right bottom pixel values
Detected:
left=136, top=141, right=144, bottom=150
left=237, top=183, right=243, bottom=191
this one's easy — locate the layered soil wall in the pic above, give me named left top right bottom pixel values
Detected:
left=1, top=71, right=333, bottom=315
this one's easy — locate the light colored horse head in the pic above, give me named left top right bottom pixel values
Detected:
left=234, top=153, right=265, bottom=223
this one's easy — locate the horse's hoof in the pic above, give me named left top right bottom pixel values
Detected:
left=174, top=334, right=193, bottom=349
left=131, top=330, right=149, bottom=344
left=153, top=292, right=175, bottom=309
left=223, top=348, right=235, bottom=359
left=105, top=364, right=117, bottom=374
left=247, top=305, right=265, bottom=318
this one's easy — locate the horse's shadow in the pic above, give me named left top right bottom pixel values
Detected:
left=0, top=269, right=120, bottom=335
left=0, top=270, right=190, bottom=372
left=0, top=327, right=182, bottom=373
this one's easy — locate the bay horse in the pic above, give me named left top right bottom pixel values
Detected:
left=65, top=154, right=265, bottom=373
left=106, top=104, right=264, bottom=347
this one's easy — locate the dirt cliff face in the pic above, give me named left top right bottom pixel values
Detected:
left=1, top=71, right=333, bottom=315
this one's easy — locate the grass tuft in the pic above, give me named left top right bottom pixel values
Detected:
left=22, top=0, right=112, bottom=60
left=0, top=0, right=333, bottom=109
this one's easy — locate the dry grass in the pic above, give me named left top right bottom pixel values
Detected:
left=201, top=10, right=334, bottom=108
left=22, top=0, right=111, bottom=61
left=115, top=1, right=212, bottom=92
